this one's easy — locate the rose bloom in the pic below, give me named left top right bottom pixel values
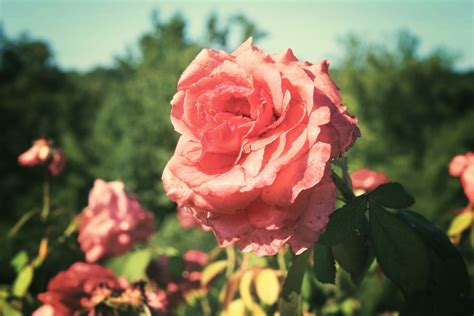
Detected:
left=18, top=138, right=66, bottom=176
left=162, top=38, right=360, bottom=256
left=33, top=262, right=122, bottom=316
left=449, top=152, right=474, bottom=204
left=177, top=206, right=211, bottom=231
left=350, top=168, right=390, bottom=192
left=78, top=179, right=155, bottom=262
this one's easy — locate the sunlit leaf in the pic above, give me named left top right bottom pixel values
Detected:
left=447, top=211, right=472, bottom=236
left=12, top=265, right=34, bottom=297
left=201, top=260, right=228, bottom=287
left=369, top=182, right=414, bottom=208
left=319, top=196, right=367, bottom=246
left=369, top=204, right=429, bottom=298
left=226, top=299, right=246, bottom=316
left=239, top=269, right=255, bottom=309
left=11, top=251, right=28, bottom=274
left=279, top=250, right=310, bottom=316
left=313, top=244, right=336, bottom=284
left=256, top=269, right=280, bottom=305
left=106, top=249, right=152, bottom=281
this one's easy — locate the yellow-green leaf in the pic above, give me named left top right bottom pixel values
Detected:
left=12, top=265, right=34, bottom=297
left=239, top=270, right=255, bottom=309
left=255, top=269, right=280, bottom=305
left=226, top=299, right=246, bottom=316
left=447, top=211, right=472, bottom=236
left=201, top=260, right=228, bottom=287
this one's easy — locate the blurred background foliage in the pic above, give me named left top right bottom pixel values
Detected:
left=0, top=9, right=473, bottom=315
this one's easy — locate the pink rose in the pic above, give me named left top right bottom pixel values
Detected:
left=33, top=262, right=122, bottom=315
left=177, top=206, right=211, bottom=231
left=162, top=38, right=360, bottom=256
left=449, top=152, right=474, bottom=204
left=350, top=168, right=390, bottom=192
left=78, top=179, right=155, bottom=262
left=18, top=138, right=66, bottom=176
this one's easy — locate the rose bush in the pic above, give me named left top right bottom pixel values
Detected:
left=162, top=38, right=360, bottom=256
left=78, top=179, right=155, bottom=262
left=350, top=168, right=390, bottom=192
left=449, top=152, right=474, bottom=204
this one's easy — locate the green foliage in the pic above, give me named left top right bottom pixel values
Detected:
left=279, top=251, right=310, bottom=316
left=313, top=244, right=336, bottom=284
left=318, top=195, right=367, bottom=246
left=369, top=182, right=415, bottom=209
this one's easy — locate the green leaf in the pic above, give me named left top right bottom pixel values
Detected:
left=11, top=251, right=29, bottom=274
left=12, top=265, right=34, bottom=297
left=369, top=204, right=430, bottom=298
left=279, top=250, right=310, bottom=316
left=369, top=182, right=415, bottom=208
left=332, top=217, right=374, bottom=285
left=313, top=244, right=336, bottom=284
left=106, top=249, right=152, bottom=281
left=201, top=260, right=228, bottom=287
left=397, top=210, right=470, bottom=299
left=319, top=196, right=367, bottom=246
left=447, top=211, right=472, bottom=236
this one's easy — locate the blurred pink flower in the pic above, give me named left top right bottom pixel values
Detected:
left=162, top=38, right=360, bottom=256
left=351, top=168, right=390, bottom=192
left=449, top=152, right=474, bottom=204
left=18, top=138, right=66, bottom=176
left=78, top=179, right=155, bottom=262
left=33, top=262, right=122, bottom=316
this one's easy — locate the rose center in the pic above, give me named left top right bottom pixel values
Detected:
left=224, top=97, right=251, bottom=118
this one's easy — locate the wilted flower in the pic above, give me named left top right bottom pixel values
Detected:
left=449, top=152, right=474, bottom=204
left=18, top=138, right=66, bottom=176
left=163, top=38, right=360, bottom=256
left=350, top=168, right=390, bottom=193
left=33, top=262, right=123, bottom=315
left=78, top=179, right=155, bottom=262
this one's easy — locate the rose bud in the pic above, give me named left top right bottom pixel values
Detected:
left=78, top=179, right=155, bottom=262
left=48, top=149, right=66, bottom=176
left=350, top=168, right=390, bottom=193
left=162, top=38, right=360, bottom=256
left=18, top=138, right=51, bottom=167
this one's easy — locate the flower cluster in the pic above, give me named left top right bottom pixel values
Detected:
left=78, top=179, right=155, bottom=262
left=18, top=138, right=65, bottom=176
left=33, top=263, right=167, bottom=316
left=449, top=152, right=474, bottom=204
left=163, top=38, right=360, bottom=255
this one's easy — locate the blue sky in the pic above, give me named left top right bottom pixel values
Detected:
left=2, top=0, right=473, bottom=71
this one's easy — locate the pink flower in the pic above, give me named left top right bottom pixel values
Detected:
left=33, top=263, right=122, bottom=315
left=18, top=138, right=66, bottom=176
left=350, top=168, right=390, bottom=192
left=177, top=207, right=211, bottom=231
left=162, top=38, right=360, bottom=256
left=78, top=179, right=155, bottom=262
left=449, top=152, right=474, bottom=204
